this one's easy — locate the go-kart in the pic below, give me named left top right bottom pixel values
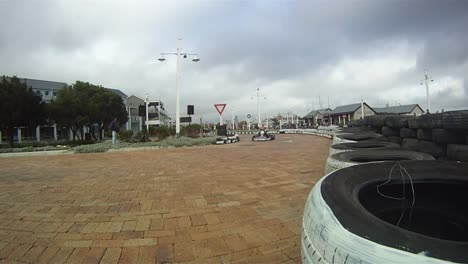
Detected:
left=252, top=131, right=275, bottom=141
left=215, top=133, right=240, bottom=144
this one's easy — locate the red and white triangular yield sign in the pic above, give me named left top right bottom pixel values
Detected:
left=214, top=104, right=227, bottom=115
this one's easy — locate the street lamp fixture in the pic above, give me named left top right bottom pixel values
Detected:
left=420, top=69, right=434, bottom=113
left=251, top=88, right=267, bottom=128
left=159, top=39, right=200, bottom=138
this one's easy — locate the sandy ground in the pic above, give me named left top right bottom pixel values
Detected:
left=0, top=134, right=330, bottom=263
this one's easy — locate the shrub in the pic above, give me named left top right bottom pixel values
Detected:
left=134, top=131, right=150, bottom=143
left=181, top=124, right=202, bottom=138
left=72, top=142, right=112, bottom=153
left=149, top=126, right=173, bottom=140
left=119, top=130, right=134, bottom=142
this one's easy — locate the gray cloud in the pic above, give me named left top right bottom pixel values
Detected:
left=1, top=0, right=467, bottom=120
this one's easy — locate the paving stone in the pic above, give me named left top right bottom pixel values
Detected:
left=64, top=247, right=90, bottom=264
left=82, top=247, right=106, bottom=264
left=35, top=246, right=60, bottom=264
left=173, top=243, right=195, bottom=262
left=49, top=247, right=74, bottom=263
left=7, top=244, right=33, bottom=261
left=21, top=245, right=46, bottom=263
left=118, top=247, right=138, bottom=263
left=0, top=135, right=330, bottom=264
left=99, top=248, right=121, bottom=264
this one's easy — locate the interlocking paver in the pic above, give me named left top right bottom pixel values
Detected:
left=99, top=248, right=121, bottom=264
left=0, top=135, right=330, bottom=264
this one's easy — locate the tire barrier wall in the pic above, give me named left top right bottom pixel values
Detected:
left=208, top=128, right=334, bottom=139
left=346, top=110, right=468, bottom=161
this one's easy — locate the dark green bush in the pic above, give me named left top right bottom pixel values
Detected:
left=149, top=126, right=174, bottom=140
left=119, top=130, right=134, bottom=142
left=181, top=124, right=202, bottom=138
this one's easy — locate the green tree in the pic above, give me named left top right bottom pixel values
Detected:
left=270, top=117, right=280, bottom=126
left=49, top=81, right=128, bottom=141
left=91, top=88, right=128, bottom=140
left=0, top=76, right=47, bottom=146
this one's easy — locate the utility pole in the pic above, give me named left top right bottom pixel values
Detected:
left=145, top=93, right=149, bottom=131
left=257, top=88, right=260, bottom=126
left=231, top=107, right=235, bottom=130
left=361, top=97, right=364, bottom=119
left=421, top=70, right=434, bottom=113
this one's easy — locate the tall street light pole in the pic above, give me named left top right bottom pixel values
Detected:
left=251, top=88, right=266, bottom=128
left=159, top=39, right=200, bottom=138
left=420, top=69, right=434, bottom=114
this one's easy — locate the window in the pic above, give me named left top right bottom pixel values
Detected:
left=45, top=91, right=49, bottom=96
left=53, top=91, right=57, bottom=96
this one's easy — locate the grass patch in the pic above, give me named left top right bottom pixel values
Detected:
left=73, top=136, right=216, bottom=154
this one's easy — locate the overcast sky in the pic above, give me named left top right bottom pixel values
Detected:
left=1, top=0, right=468, bottom=121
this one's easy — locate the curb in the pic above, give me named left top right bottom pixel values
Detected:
left=0, top=149, right=73, bottom=158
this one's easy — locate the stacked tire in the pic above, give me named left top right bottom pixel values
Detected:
left=325, top=149, right=434, bottom=174
left=303, top=161, right=468, bottom=264
left=329, top=142, right=400, bottom=156
left=346, top=111, right=468, bottom=161
left=333, top=132, right=383, bottom=145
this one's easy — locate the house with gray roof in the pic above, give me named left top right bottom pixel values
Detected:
left=329, top=102, right=376, bottom=125
left=11, top=77, right=128, bottom=105
left=373, top=104, right=424, bottom=116
left=10, top=77, right=68, bottom=103
left=303, top=108, right=332, bottom=126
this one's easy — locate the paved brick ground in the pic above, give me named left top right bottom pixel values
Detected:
left=0, top=134, right=330, bottom=263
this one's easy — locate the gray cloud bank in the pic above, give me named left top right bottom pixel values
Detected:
left=1, top=0, right=467, bottom=121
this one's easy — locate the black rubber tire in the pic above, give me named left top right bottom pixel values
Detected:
left=329, top=142, right=400, bottom=155
left=349, top=118, right=369, bottom=127
left=401, top=138, right=419, bottom=151
left=337, top=127, right=373, bottom=133
left=384, top=115, right=410, bottom=128
left=381, top=126, right=399, bottom=137
left=432, top=128, right=464, bottom=144
left=367, top=115, right=391, bottom=127
left=325, top=149, right=434, bottom=173
left=441, top=110, right=468, bottom=130
left=306, top=161, right=468, bottom=263
left=419, top=140, right=446, bottom=158
left=251, top=136, right=255, bottom=141
left=335, top=132, right=383, bottom=142
left=407, top=117, right=419, bottom=129
left=387, top=136, right=402, bottom=145
left=447, top=144, right=468, bottom=161
left=419, top=113, right=443, bottom=129
left=416, top=128, right=432, bottom=141
left=400, top=128, right=416, bottom=138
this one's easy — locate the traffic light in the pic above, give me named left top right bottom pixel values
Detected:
left=187, top=105, right=194, bottom=115
left=138, top=104, right=146, bottom=117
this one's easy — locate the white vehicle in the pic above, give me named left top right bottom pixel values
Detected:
left=215, top=133, right=240, bottom=144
